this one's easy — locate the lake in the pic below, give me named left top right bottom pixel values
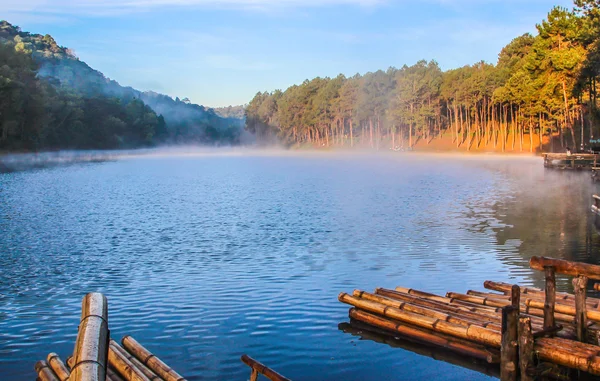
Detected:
left=1, top=151, right=599, bottom=380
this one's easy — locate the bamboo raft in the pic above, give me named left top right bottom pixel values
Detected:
left=34, top=293, right=288, bottom=381
left=543, top=153, right=599, bottom=170
left=339, top=256, right=600, bottom=381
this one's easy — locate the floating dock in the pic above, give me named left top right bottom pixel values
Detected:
left=543, top=153, right=599, bottom=169
left=34, top=293, right=288, bottom=381
left=339, top=256, right=600, bottom=381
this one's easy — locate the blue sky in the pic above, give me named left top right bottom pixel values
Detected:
left=3, top=0, right=573, bottom=107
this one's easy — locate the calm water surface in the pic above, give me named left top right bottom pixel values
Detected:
left=1, top=152, right=599, bottom=380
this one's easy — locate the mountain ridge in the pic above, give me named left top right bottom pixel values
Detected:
left=0, top=20, right=245, bottom=148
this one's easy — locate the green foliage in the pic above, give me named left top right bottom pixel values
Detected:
left=246, top=2, right=600, bottom=152
left=0, top=39, right=165, bottom=151
left=0, top=20, right=244, bottom=151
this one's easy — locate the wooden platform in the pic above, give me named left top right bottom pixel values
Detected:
left=339, top=256, right=600, bottom=380
left=543, top=153, right=598, bottom=169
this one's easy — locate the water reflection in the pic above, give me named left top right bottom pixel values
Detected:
left=488, top=165, right=600, bottom=292
left=0, top=154, right=599, bottom=380
left=338, top=321, right=498, bottom=379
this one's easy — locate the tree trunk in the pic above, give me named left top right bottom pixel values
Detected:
left=529, top=115, right=533, bottom=153
left=369, top=118, right=373, bottom=149
left=539, top=113, right=543, bottom=152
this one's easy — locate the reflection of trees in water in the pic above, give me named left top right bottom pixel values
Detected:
left=490, top=168, right=600, bottom=292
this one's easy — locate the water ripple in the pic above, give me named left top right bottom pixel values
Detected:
left=0, top=154, right=596, bottom=380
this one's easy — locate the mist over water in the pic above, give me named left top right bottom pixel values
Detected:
left=1, top=152, right=599, bottom=380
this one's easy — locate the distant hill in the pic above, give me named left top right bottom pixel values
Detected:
left=213, top=105, right=246, bottom=120
left=0, top=20, right=244, bottom=151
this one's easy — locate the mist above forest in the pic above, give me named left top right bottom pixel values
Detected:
left=0, top=21, right=245, bottom=152
left=247, top=1, right=600, bottom=154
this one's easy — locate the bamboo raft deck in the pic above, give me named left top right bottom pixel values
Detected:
left=339, top=256, right=600, bottom=381
left=543, top=153, right=599, bottom=170
left=34, top=293, right=288, bottom=381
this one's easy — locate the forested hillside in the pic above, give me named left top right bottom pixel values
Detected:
left=214, top=105, right=246, bottom=120
left=0, top=21, right=243, bottom=152
left=246, top=2, right=600, bottom=152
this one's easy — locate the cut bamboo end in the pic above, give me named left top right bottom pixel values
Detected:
left=46, top=353, right=70, bottom=381
left=66, top=356, right=74, bottom=369
left=35, top=360, right=60, bottom=381
left=122, top=336, right=186, bottom=381
left=241, top=355, right=291, bottom=381
left=530, top=256, right=600, bottom=280
left=71, top=292, right=109, bottom=381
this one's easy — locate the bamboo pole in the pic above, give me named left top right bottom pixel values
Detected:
left=241, top=355, right=291, bottom=381
left=393, top=287, right=576, bottom=330
left=518, top=317, right=534, bottom=381
left=485, top=280, right=600, bottom=308
left=523, top=306, right=574, bottom=325
left=478, top=284, right=588, bottom=325
left=46, top=353, right=70, bottom=381
left=71, top=293, right=109, bottom=381
left=467, top=290, right=510, bottom=301
left=121, top=336, right=186, bottom=381
left=35, top=360, right=60, bottom=381
left=108, top=341, right=150, bottom=381
left=535, top=338, right=600, bottom=375
left=349, top=308, right=499, bottom=363
left=544, top=266, right=556, bottom=329
left=526, top=299, right=600, bottom=322
left=376, top=288, right=511, bottom=330
left=530, top=256, right=600, bottom=280
left=537, top=337, right=600, bottom=356
left=110, top=339, right=160, bottom=381
left=107, top=368, right=127, bottom=381
left=339, top=293, right=501, bottom=347
left=500, top=306, right=518, bottom=381
left=384, top=288, right=502, bottom=318
left=446, top=292, right=510, bottom=308
left=385, top=288, right=571, bottom=332
left=574, top=275, right=589, bottom=341
left=353, top=290, right=501, bottom=330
